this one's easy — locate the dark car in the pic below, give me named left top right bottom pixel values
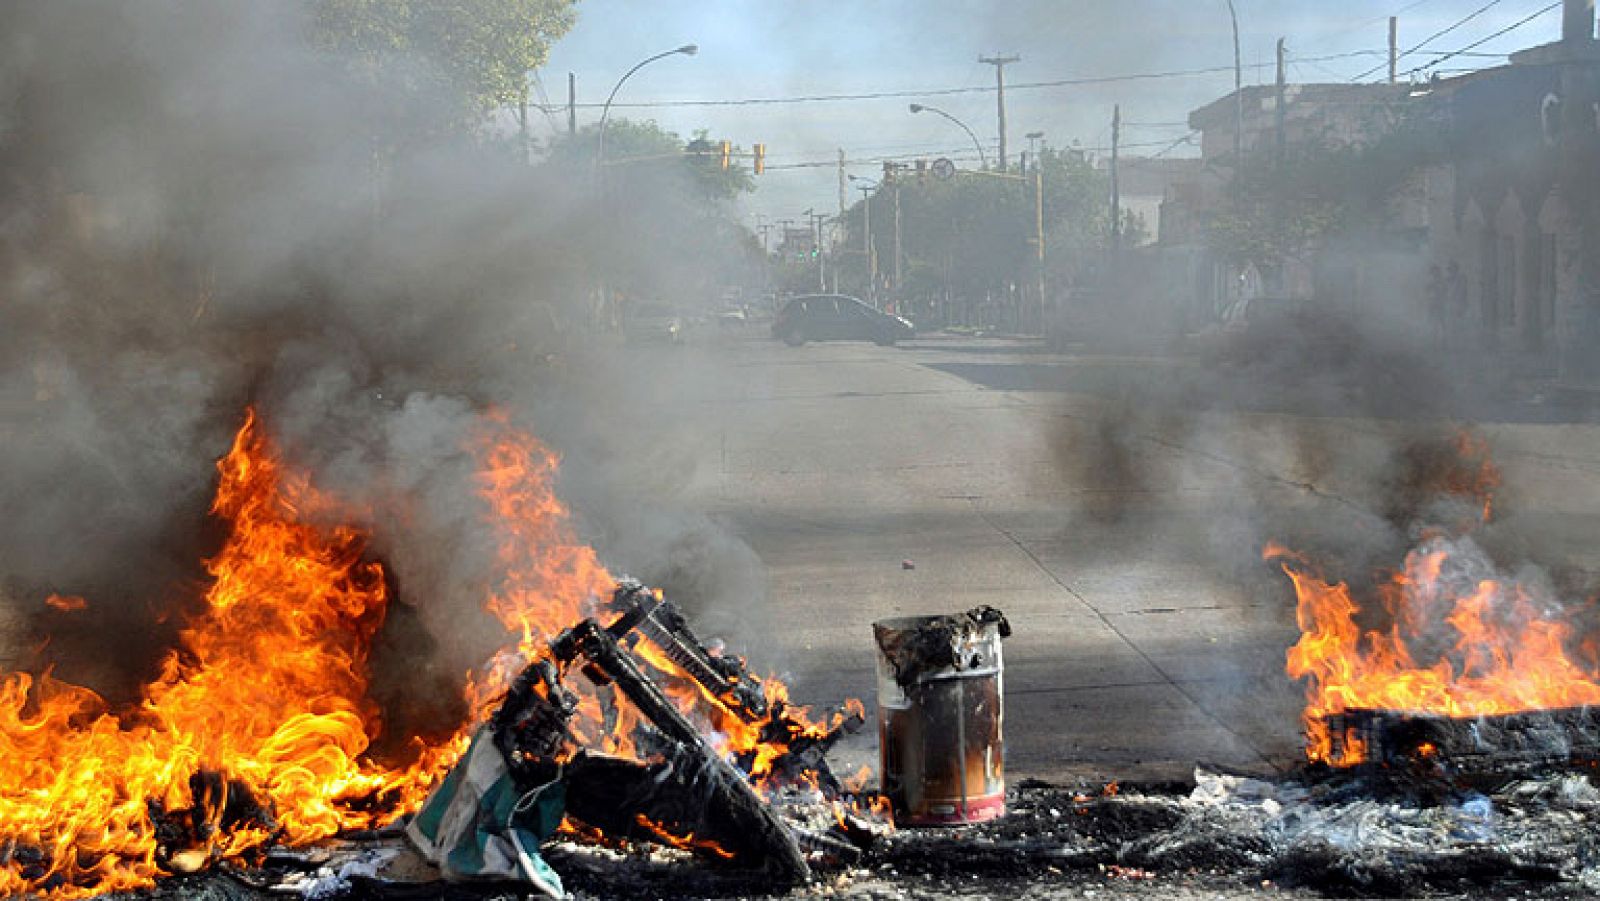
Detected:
left=770, top=294, right=914, bottom=346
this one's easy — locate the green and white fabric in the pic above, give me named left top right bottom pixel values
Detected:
left=405, top=727, right=567, bottom=898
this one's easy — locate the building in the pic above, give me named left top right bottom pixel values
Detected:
left=1094, top=157, right=1203, bottom=246
left=1151, top=0, right=1600, bottom=385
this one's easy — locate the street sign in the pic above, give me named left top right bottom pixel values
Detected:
left=931, top=157, right=956, bottom=181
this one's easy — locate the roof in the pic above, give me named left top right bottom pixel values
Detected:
left=1188, top=82, right=1411, bottom=130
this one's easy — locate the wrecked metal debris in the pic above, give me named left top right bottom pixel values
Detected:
left=872, top=606, right=1011, bottom=691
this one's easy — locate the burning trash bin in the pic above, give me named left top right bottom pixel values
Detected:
left=873, top=607, right=1010, bottom=825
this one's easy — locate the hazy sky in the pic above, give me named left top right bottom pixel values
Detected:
left=535, top=0, right=1573, bottom=222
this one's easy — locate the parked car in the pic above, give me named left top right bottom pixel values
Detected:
left=770, top=294, right=915, bottom=346
left=623, top=302, right=685, bottom=345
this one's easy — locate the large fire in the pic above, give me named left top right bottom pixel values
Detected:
left=0, top=408, right=849, bottom=897
left=1272, top=431, right=1600, bottom=764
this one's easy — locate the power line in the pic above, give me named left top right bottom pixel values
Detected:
left=1299, top=0, right=1444, bottom=52
left=543, top=50, right=1389, bottom=112
left=762, top=136, right=1198, bottom=173
left=1406, top=0, right=1560, bottom=74
left=1147, top=131, right=1201, bottom=159
left=1352, top=0, right=1507, bottom=80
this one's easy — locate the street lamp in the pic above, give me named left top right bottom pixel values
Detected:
left=1224, top=0, right=1243, bottom=165
left=909, top=103, right=988, bottom=170
left=596, top=44, right=698, bottom=170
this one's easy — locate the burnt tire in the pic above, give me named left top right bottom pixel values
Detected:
left=782, top=331, right=806, bottom=346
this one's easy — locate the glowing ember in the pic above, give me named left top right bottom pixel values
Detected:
left=43, top=595, right=86, bottom=613
left=632, top=814, right=735, bottom=860
left=0, top=408, right=863, bottom=897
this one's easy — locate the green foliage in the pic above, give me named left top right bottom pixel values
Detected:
left=308, top=0, right=577, bottom=126
left=683, top=130, right=756, bottom=201
left=545, top=120, right=755, bottom=200
left=834, top=148, right=1116, bottom=301
left=1205, top=98, right=1445, bottom=269
left=541, top=119, right=760, bottom=304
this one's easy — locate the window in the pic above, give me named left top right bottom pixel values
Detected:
left=1540, top=233, right=1558, bottom=338
left=1480, top=232, right=1498, bottom=329
left=1500, top=236, right=1517, bottom=327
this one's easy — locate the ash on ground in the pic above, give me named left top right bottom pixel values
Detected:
left=124, top=766, right=1600, bottom=901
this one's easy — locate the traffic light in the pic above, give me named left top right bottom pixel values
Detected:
left=719, top=140, right=732, bottom=170
left=752, top=143, right=766, bottom=175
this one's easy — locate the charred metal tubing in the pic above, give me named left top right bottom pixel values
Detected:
left=632, top=602, right=770, bottom=721
left=567, top=620, right=812, bottom=883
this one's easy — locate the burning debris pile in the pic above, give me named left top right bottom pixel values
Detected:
left=410, top=579, right=871, bottom=893
left=6, top=403, right=1599, bottom=901
left=1268, top=430, right=1600, bottom=778
left=0, top=410, right=873, bottom=899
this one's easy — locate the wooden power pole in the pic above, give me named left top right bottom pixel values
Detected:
left=1388, top=18, right=1399, bottom=83
left=979, top=55, right=1020, bottom=170
left=1275, top=38, right=1287, bottom=167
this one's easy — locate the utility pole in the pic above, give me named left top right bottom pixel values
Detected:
left=1110, top=104, right=1121, bottom=253
left=855, top=184, right=876, bottom=305
left=1034, top=164, right=1045, bottom=331
left=567, top=72, right=577, bottom=135
left=979, top=54, right=1020, bottom=170
left=1275, top=38, right=1287, bottom=168
left=1388, top=18, right=1399, bottom=84
left=518, top=92, right=531, bottom=164
left=838, top=150, right=847, bottom=220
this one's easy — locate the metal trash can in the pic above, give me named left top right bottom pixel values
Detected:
left=873, top=607, right=1009, bottom=825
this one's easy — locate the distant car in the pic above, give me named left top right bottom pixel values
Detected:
left=623, top=302, right=685, bottom=345
left=718, top=305, right=749, bottom=327
left=770, top=294, right=915, bottom=347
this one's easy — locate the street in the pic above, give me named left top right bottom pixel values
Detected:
left=600, top=329, right=1600, bottom=785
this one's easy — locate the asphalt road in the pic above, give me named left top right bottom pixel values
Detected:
left=602, top=327, right=1600, bottom=786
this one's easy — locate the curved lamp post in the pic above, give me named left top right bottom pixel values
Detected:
left=1224, top=0, right=1242, bottom=163
left=909, top=103, right=988, bottom=170
left=596, top=44, right=698, bottom=170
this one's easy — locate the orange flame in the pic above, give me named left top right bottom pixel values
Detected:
left=1273, top=536, right=1600, bottom=765
left=631, top=814, right=735, bottom=860
left=43, top=595, right=87, bottom=613
left=0, top=409, right=866, bottom=896
left=462, top=413, right=857, bottom=779
left=0, top=410, right=456, bottom=897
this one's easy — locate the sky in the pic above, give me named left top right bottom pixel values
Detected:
left=534, top=0, right=1576, bottom=224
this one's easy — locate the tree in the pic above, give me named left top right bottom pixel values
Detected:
left=541, top=119, right=761, bottom=310
left=308, top=0, right=577, bottom=130
left=1205, top=97, right=1443, bottom=280
left=833, top=148, right=1116, bottom=323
